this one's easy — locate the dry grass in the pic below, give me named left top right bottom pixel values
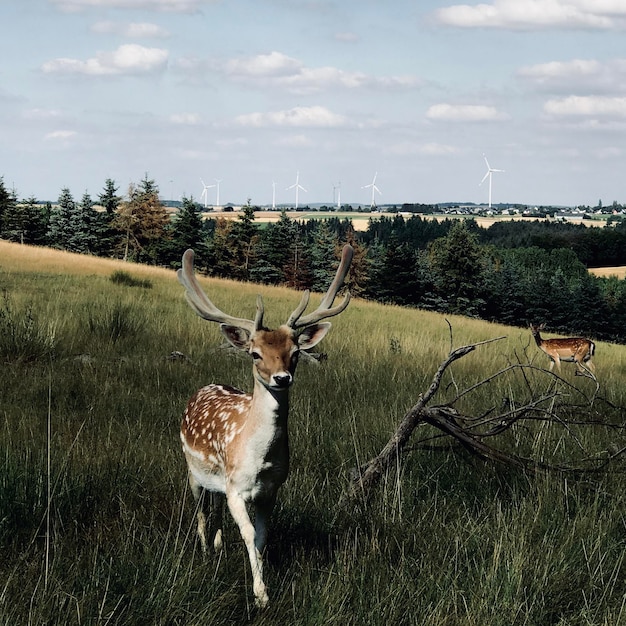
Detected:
left=2, top=240, right=626, bottom=625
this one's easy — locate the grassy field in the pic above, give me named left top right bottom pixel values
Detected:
left=1, top=241, right=626, bottom=625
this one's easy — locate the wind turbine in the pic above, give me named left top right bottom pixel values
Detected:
left=479, top=155, right=504, bottom=210
left=272, top=181, right=276, bottom=210
left=214, top=179, right=222, bottom=207
left=362, top=172, right=381, bottom=209
left=286, top=171, right=307, bottom=209
left=200, top=178, right=215, bottom=208
left=333, top=181, right=341, bottom=211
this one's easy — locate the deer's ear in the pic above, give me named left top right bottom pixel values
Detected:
left=220, top=324, right=252, bottom=350
left=297, top=323, right=331, bottom=350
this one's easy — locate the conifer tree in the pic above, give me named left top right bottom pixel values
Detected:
left=227, top=203, right=259, bottom=281
left=97, top=178, right=123, bottom=256
left=0, top=185, right=21, bottom=242
left=67, top=191, right=99, bottom=254
left=428, top=220, right=486, bottom=316
left=252, top=209, right=297, bottom=284
left=0, top=177, right=13, bottom=236
left=166, top=196, right=206, bottom=267
left=47, top=188, right=76, bottom=250
left=308, top=220, right=339, bottom=292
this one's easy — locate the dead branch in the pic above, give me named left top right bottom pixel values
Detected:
left=343, top=325, right=626, bottom=509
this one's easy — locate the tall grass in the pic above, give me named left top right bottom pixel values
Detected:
left=1, top=242, right=625, bottom=625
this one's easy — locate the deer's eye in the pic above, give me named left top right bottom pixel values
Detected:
left=251, top=351, right=262, bottom=361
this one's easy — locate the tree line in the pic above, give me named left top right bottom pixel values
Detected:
left=2, top=175, right=626, bottom=344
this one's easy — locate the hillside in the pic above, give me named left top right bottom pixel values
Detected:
left=1, top=240, right=626, bottom=625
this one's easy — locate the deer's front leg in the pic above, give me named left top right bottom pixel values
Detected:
left=226, top=491, right=269, bottom=608
left=253, top=495, right=277, bottom=556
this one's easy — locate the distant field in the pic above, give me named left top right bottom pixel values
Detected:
left=207, top=209, right=608, bottom=231
left=589, top=266, right=626, bottom=279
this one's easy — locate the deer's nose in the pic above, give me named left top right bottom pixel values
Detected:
left=273, top=374, right=292, bottom=388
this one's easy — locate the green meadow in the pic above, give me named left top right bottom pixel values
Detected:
left=1, top=240, right=625, bottom=625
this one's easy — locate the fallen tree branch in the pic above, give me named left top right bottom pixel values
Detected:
left=342, top=325, right=626, bottom=509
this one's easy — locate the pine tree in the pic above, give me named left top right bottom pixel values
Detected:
left=166, top=196, right=206, bottom=267
left=47, top=188, right=76, bottom=250
left=99, top=178, right=122, bottom=216
left=22, top=197, right=49, bottom=245
left=97, top=178, right=123, bottom=256
left=0, top=186, right=22, bottom=242
left=308, top=221, right=339, bottom=292
left=227, top=203, right=259, bottom=281
left=428, top=220, right=486, bottom=316
left=0, top=177, right=13, bottom=237
left=252, top=210, right=297, bottom=285
left=65, top=191, right=99, bottom=254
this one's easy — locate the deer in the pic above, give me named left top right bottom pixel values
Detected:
left=529, top=323, right=596, bottom=377
left=177, top=244, right=353, bottom=608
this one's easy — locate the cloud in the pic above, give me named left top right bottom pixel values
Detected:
left=91, top=21, right=170, bottom=38
left=544, top=95, right=626, bottom=116
left=385, top=141, right=460, bottom=156
left=169, top=112, right=201, bottom=125
left=44, top=130, right=77, bottom=140
left=334, top=31, right=359, bottom=43
left=214, top=51, right=420, bottom=95
left=234, top=105, right=349, bottom=128
left=23, top=108, right=63, bottom=120
left=276, top=134, right=315, bottom=148
left=42, top=44, right=168, bottom=76
left=518, top=58, right=626, bottom=94
left=225, top=51, right=302, bottom=78
left=433, top=0, right=624, bottom=31
left=426, top=103, right=508, bottom=122
left=52, top=0, right=213, bottom=12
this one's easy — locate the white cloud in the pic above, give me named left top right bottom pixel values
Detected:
left=52, top=0, right=213, bottom=12
left=234, top=105, right=349, bottom=128
left=225, top=51, right=302, bottom=78
left=23, top=108, right=63, bottom=120
left=276, top=134, right=315, bottom=148
left=594, top=146, right=623, bottom=159
left=334, top=31, right=359, bottom=43
left=91, top=21, right=169, bottom=38
left=215, top=137, right=248, bottom=148
left=216, top=51, right=420, bottom=95
left=385, top=141, right=460, bottom=156
left=433, top=0, right=622, bottom=30
left=544, top=95, right=626, bottom=116
left=518, top=58, right=626, bottom=94
left=42, top=44, right=168, bottom=76
left=44, top=130, right=77, bottom=140
left=426, top=103, right=508, bottom=121
left=169, top=112, right=201, bottom=124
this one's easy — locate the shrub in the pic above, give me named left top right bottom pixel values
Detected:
left=110, top=270, right=152, bottom=289
left=86, top=301, right=144, bottom=344
left=0, top=292, right=58, bottom=363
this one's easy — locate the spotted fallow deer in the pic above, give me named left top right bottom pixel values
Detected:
left=530, top=323, right=596, bottom=377
left=177, top=244, right=353, bottom=608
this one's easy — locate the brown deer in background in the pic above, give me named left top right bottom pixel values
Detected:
left=530, top=323, right=596, bottom=377
left=177, top=245, right=353, bottom=608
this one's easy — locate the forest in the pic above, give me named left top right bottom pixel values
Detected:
left=2, top=174, right=626, bottom=344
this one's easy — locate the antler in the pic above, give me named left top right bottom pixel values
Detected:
left=177, top=249, right=264, bottom=333
left=287, top=244, right=353, bottom=329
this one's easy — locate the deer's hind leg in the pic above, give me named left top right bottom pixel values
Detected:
left=189, top=474, right=225, bottom=553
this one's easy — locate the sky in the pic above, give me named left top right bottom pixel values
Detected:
left=2, top=0, right=626, bottom=208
